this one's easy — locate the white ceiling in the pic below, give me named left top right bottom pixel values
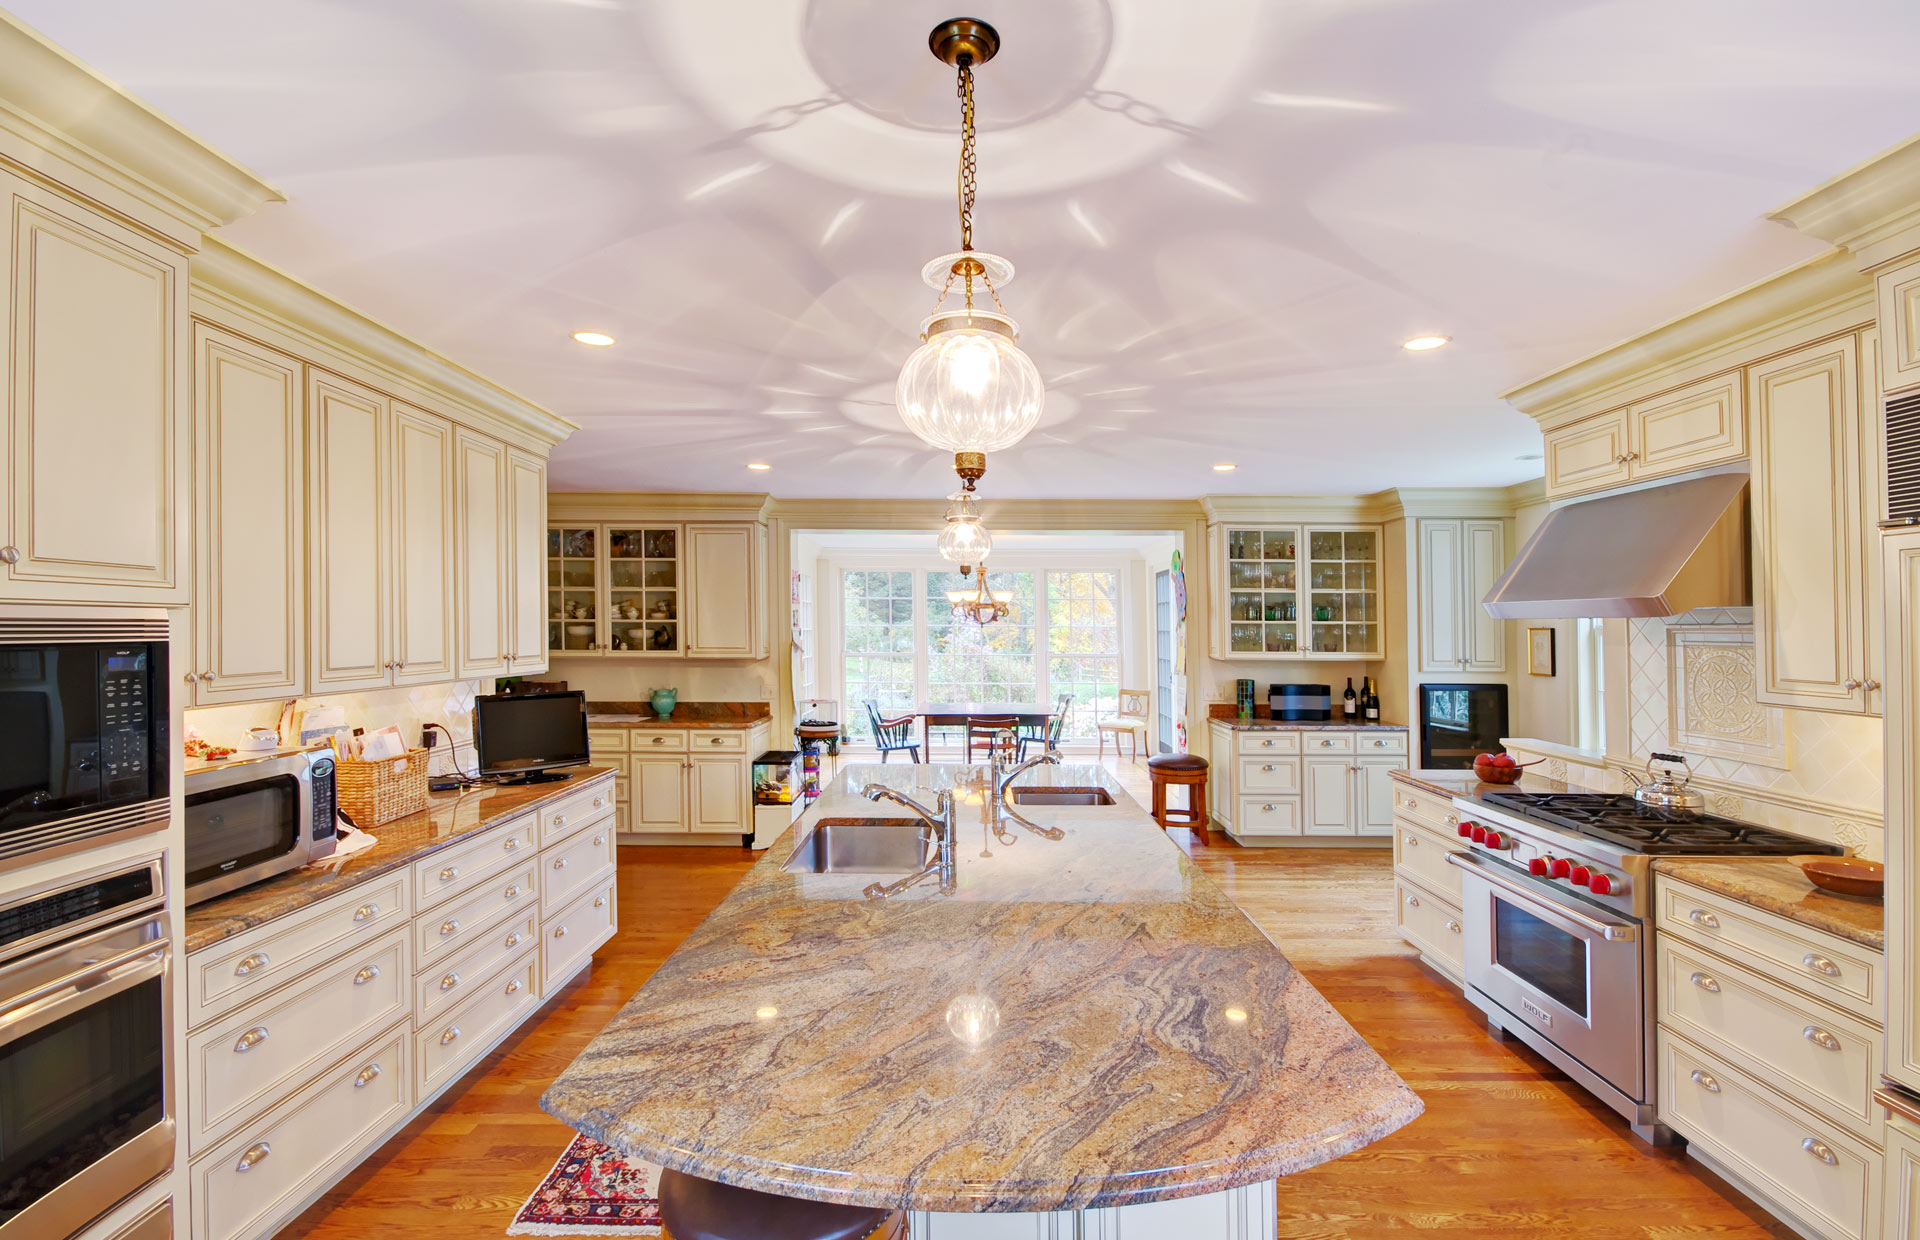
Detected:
left=15, top=0, right=1920, bottom=498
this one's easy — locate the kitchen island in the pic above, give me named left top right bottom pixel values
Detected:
left=541, top=762, right=1420, bottom=1235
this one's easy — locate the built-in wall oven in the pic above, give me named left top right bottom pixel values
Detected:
left=0, top=612, right=170, bottom=874
left=0, top=854, right=174, bottom=1240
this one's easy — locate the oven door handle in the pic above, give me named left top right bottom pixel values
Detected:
left=0, top=923, right=171, bottom=1047
left=1448, top=852, right=1636, bottom=942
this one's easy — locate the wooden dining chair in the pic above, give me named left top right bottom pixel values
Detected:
left=965, top=715, right=1019, bottom=762
left=1020, top=694, right=1073, bottom=758
left=1096, top=689, right=1151, bottom=763
left=865, top=701, right=922, bottom=764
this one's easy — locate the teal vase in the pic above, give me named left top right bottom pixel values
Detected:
left=649, top=688, right=678, bottom=719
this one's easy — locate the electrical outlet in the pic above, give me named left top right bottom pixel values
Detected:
left=421, top=726, right=438, bottom=750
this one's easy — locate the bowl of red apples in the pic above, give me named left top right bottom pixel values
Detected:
left=1473, top=752, right=1539, bottom=785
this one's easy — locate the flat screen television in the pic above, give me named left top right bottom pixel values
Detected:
left=473, top=691, right=590, bottom=785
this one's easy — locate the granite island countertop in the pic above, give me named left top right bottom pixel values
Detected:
left=1390, top=767, right=1609, bottom=800
left=1654, top=857, right=1884, bottom=951
left=184, top=766, right=616, bottom=954
left=586, top=701, right=771, bottom=729
left=540, top=762, right=1421, bottom=1213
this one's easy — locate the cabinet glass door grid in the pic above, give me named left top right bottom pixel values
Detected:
left=1225, top=527, right=1300, bottom=654
left=549, top=527, right=598, bottom=653
left=1307, top=528, right=1379, bottom=656
left=608, top=527, right=679, bottom=654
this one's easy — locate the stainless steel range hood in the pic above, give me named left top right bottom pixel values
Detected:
left=1482, top=468, right=1750, bottom=619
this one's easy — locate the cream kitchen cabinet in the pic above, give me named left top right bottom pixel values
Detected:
left=388, top=404, right=456, bottom=685
left=589, top=725, right=769, bottom=837
left=1210, top=523, right=1383, bottom=659
left=629, top=752, right=690, bottom=832
left=455, top=429, right=510, bottom=679
left=189, top=325, right=304, bottom=704
left=1, top=167, right=190, bottom=605
left=1878, top=251, right=1920, bottom=397
left=1884, top=530, right=1920, bottom=1096
left=1886, top=1108, right=1920, bottom=1240
left=1210, top=726, right=1406, bottom=841
left=1543, top=372, right=1745, bottom=499
left=686, top=522, right=762, bottom=658
left=506, top=449, right=549, bottom=674
left=545, top=519, right=768, bottom=661
left=308, top=371, right=391, bottom=691
left=1749, top=332, right=1881, bottom=715
left=1416, top=518, right=1506, bottom=674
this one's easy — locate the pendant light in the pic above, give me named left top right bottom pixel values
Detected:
left=936, top=486, right=992, bottom=576
left=895, top=18, right=1045, bottom=490
left=947, top=570, right=1014, bottom=625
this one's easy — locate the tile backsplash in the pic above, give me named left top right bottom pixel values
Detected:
left=185, top=681, right=484, bottom=778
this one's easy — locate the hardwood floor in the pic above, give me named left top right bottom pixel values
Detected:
left=283, top=756, right=1795, bottom=1240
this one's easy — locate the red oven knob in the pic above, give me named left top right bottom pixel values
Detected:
left=1483, top=831, right=1507, bottom=850
left=1549, top=857, right=1572, bottom=879
left=1587, top=874, right=1614, bottom=896
left=1469, top=825, right=1488, bottom=843
left=1529, top=857, right=1549, bottom=876
left=1457, top=821, right=1475, bottom=838
left=1569, top=865, right=1592, bottom=887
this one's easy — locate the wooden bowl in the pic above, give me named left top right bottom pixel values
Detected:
left=1793, top=855, right=1885, bottom=900
left=1472, top=757, right=1542, bottom=785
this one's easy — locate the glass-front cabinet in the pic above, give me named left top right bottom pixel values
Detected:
left=1213, top=523, right=1383, bottom=659
left=548, top=523, right=683, bottom=657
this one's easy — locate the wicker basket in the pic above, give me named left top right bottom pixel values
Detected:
left=335, top=748, right=430, bottom=827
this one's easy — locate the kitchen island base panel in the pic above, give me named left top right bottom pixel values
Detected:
left=908, top=1181, right=1276, bottom=1238
left=1223, top=832, right=1391, bottom=849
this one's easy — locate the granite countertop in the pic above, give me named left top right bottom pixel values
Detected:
left=1654, top=858, right=1884, bottom=951
left=1390, top=767, right=1609, bottom=799
left=183, top=766, right=616, bottom=954
left=586, top=701, right=771, bottom=730
left=1215, top=720, right=1408, bottom=732
left=540, top=762, right=1421, bottom=1213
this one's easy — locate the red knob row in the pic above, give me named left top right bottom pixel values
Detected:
left=1530, top=854, right=1619, bottom=895
left=1528, top=857, right=1548, bottom=876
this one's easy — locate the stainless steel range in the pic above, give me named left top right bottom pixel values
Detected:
left=1446, top=789, right=1840, bottom=1143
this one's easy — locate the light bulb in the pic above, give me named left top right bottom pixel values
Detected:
left=937, top=490, right=993, bottom=570
left=896, top=310, right=1044, bottom=454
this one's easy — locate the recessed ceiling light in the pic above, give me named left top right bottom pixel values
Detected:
left=572, top=330, right=615, bottom=347
left=746, top=462, right=772, bottom=471
left=1516, top=452, right=1544, bottom=461
left=1402, top=334, right=1450, bottom=351
left=1212, top=463, right=1237, bottom=472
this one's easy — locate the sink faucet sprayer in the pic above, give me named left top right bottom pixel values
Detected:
left=991, top=730, right=1065, bottom=841
left=858, top=785, right=956, bottom=900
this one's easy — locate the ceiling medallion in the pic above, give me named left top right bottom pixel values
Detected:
left=896, top=16, right=1046, bottom=494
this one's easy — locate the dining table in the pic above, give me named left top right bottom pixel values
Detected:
left=917, top=701, right=1054, bottom=758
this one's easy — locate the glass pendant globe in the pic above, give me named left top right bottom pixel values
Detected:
left=896, top=309, right=1044, bottom=454
left=937, top=491, right=993, bottom=570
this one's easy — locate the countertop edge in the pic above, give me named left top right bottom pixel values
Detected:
left=1652, top=857, right=1885, bottom=952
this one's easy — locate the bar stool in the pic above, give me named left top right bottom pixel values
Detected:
left=1147, top=753, right=1210, bottom=844
left=657, top=1168, right=904, bottom=1240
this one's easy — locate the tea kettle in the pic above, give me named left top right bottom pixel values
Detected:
left=1633, top=752, right=1704, bottom=815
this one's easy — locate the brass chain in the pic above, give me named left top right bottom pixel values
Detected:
left=957, top=61, right=977, bottom=252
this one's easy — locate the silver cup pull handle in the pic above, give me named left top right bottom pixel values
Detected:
left=1688, top=909, right=1720, bottom=929
left=236, top=1142, right=270, bottom=1172
left=353, top=964, right=381, bottom=985
left=233, top=1026, right=269, bottom=1053
left=354, top=1063, right=382, bottom=1088
left=440, top=1025, right=461, bottom=1046
left=353, top=903, right=379, bottom=922
left=1804, top=953, right=1841, bottom=978
left=1802, top=1137, right=1838, bottom=1166
left=1689, top=1069, right=1720, bottom=1093
left=234, top=952, right=269, bottom=977
left=1803, top=1026, right=1841, bottom=1052
left=440, top=972, right=460, bottom=992
left=1690, top=972, right=1720, bottom=993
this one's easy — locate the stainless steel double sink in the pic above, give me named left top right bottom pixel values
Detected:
left=782, top=818, right=934, bottom=874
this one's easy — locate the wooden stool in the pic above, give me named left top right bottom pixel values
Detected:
left=1147, top=754, right=1210, bottom=844
left=657, top=1168, right=904, bottom=1240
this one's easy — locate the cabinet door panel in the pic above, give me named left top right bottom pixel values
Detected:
left=1749, top=338, right=1865, bottom=712
left=507, top=449, right=547, bottom=673
left=455, top=431, right=509, bottom=678
left=308, top=372, right=390, bottom=690
left=690, top=755, right=747, bottom=833
left=1544, top=411, right=1632, bottom=496
left=1462, top=519, right=1507, bottom=673
left=1862, top=328, right=1886, bottom=711
left=4, top=178, right=185, bottom=601
left=1355, top=757, right=1403, bottom=836
left=1878, top=253, right=1920, bottom=396
left=1302, top=757, right=1353, bottom=834
left=1417, top=520, right=1462, bottom=673
left=1629, top=373, right=1744, bottom=478
left=391, top=405, right=454, bottom=684
left=629, top=754, right=687, bottom=832
left=1883, top=533, right=1920, bottom=1091
left=193, top=326, right=304, bottom=704
left=685, top=523, right=756, bottom=657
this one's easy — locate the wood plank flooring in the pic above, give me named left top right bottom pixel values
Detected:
left=281, top=757, right=1795, bottom=1240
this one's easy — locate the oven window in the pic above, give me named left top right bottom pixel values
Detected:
left=1493, top=897, right=1590, bottom=1018
left=0, top=975, right=165, bottom=1224
left=185, top=776, right=302, bottom=888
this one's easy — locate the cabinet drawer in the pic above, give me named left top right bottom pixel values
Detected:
left=629, top=730, right=688, bottom=754
left=1236, top=731, right=1300, bottom=755
left=414, top=903, right=540, bottom=1023
left=413, top=815, right=536, bottom=910
left=1237, top=757, right=1300, bottom=795
left=191, top=1022, right=412, bottom=1240
left=1355, top=731, right=1408, bottom=754
left=586, top=727, right=630, bottom=753
left=187, top=871, right=410, bottom=1030
left=1656, top=877, right=1882, bottom=1022
left=1235, top=798, right=1300, bottom=836
left=1393, top=817, right=1463, bottom=902
left=1658, top=937, right=1882, bottom=1143
left=1301, top=732, right=1356, bottom=754
left=544, top=877, right=617, bottom=991
left=1658, top=1030, right=1880, bottom=1240
left=1392, top=784, right=1463, bottom=834
left=1395, top=878, right=1464, bottom=979
left=688, top=729, right=749, bottom=753
left=413, top=860, right=539, bottom=969
left=542, top=820, right=616, bottom=912
left=538, top=778, right=616, bottom=847
left=415, top=949, right=542, bottom=1099
left=187, top=927, right=409, bottom=1155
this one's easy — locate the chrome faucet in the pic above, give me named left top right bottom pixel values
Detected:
left=859, top=784, right=957, bottom=900
left=991, top=732, right=1065, bottom=841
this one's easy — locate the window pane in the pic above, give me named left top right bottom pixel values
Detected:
left=927, top=571, right=1037, bottom=705
left=1045, top=570, right=1121, bottom=742
left=843, top=570, right=915, bottom=741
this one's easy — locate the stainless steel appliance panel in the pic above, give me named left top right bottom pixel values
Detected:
left=185, top=749, right=337, bottom=905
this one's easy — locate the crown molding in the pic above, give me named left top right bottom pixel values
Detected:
left=1501, top=251, right=1872, bottom=425
left=769, top=497, right=1203, bottom=531
left=193, top=238, right=575, bottom=451
left=1384, top=486, right=1521, bottom=519
left=0, top=13, right=280, bottom=238
left=1769, top=132, right=1920, bottom=270
left=1199, top=493, right=1394, bottom=524
left=550, top=491, right=772, bottom=523
left=1505, top=477, right=1548, bottom=507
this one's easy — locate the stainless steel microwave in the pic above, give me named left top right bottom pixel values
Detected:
left=185, top=749, right=338, bottom=905
left=0, top=610, right=170, bottom=874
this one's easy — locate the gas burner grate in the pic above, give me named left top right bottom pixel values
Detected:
left=1480, top=792, right=1842, bottom=857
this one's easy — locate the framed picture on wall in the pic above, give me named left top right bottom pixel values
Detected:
left=1527, top=627, right=1557, bottom=676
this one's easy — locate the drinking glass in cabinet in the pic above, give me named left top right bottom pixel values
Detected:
left=1232, top=592, right=1261, bottom=621
left=1263, top=531, right=1296, bottom=559
left=1231, top=623, right=1262, bottom=652
left=1262, top=562, right=1294, bottom=589
left=1311, top=595, right=1342, bottom=622
left=1313, top=624, right=1344, bottom=653
left=1345, top=561, right=1374, bottom=589
left=1265, top=625, right=1298, bottom=653
left=645, top=529, right=677, bottom=558
left=562, top=528, right=595, bottom=558
left=1310, top=531, right=1342, bottom=559
left=1345, top=592, right=1371, bottom=621
left=1344, top=530, right=1375, bottom=560
left=1352, top=624, right=1377, bottom=652
left=561, top=560, right=594, bottom=588
left=645, top=562, right=677, bottom=588
left=1228, top=530, right=1254, bottom=559
left=1229, top=561, right=1261, bottom=590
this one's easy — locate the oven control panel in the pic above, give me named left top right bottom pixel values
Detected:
left=1454, top=819, right=1629, bottom=897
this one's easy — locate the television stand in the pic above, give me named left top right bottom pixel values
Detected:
left=492, top=770, right=570, bottom=787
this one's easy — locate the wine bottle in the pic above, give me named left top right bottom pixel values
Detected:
left=1364, top=677, right=1380, bottom=723
left=1343, top=677, right=1357, bottom=720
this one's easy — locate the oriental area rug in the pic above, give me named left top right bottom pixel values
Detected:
left=508, top=1133, right=664, bottom=1235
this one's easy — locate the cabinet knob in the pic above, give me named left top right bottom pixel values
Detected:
left=1404, top=834, right=1417, bottom=847
left=1405, top=893, right=1420, bottom=908
left=440, top=972, right=461, bottom=992
left=593, top=797, right=606, bottom=808
left=397, top=660, right=406, bottom=670
left=440, top=866, right=459, bottom=882
left=1803, top=1025, right=1841, bottom=1052
left=0, top=546, right=16, bottom=564
left=1690, top=1069, right=1720, bottom=1093
left=1261, top=803, right=1277, bottom=812
left=1803, top=953, right=1841, bottom=978
left=1865, top=679, right=1882, bottom=692
left=593, top=895, right=606, bottom=908
left=505, top=884, right=521, bottom=900
left=353, top=903, right=379, bottom=922
left=236, top=1142, right=271, bottom=1173
left=440, top=1025, right=461, bottom=1046
left=505, top=932, right=523, bottom=948
left=506, top=978, right=523, bottom=995
left=233, top=1026, right=269, bottom=1053
left=354, top=964, right=381, bottom=985
left=1802, top=1137, right=1838, bottom=1166
left=1445, top=919, right=1461, bottom=934
left=554, top=925, right=569, bottom=939
left=1687, top=909, right=1719, bottom=930
left=202, top=671, right=217, bottom=681
left=233, top=952, right=269, bottom=977
left=354, top=1063, right=382, bottom=1088
left=504, top=836, right=520, bottom=850
left=185, top=671, right=199, bottom=685
left=440, top=919, right=460, bottom=937
left=593, top=834, right=606, bottom=846
left=553, top=858, right=568, bottom=870
left=551, top=816, right=565, bottom=828
left=652, top=736, right=668, bottom=744
left=1843, top=678, right=1861, bottom=691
